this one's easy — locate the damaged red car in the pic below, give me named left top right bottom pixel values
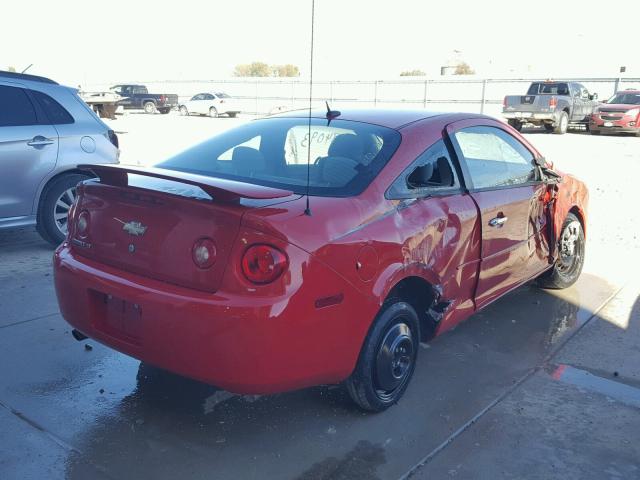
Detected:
left=54, top=110, right=588, bottom=412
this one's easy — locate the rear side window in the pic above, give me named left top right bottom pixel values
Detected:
left=0, top=85, right=38, bottom=126
left=387, top=139, right=458, bottom=199
left=31, top=90, right=74, bottom=124
left=454, top=126, right=536, bottom=189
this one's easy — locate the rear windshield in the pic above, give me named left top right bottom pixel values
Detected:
left=527, top=82, right=570, bottom=95
left=157, top=117, right=401, bottom=197
left=606, top=92, right=640, bottom=105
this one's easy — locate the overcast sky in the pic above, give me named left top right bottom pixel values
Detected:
left=4, top=0, right=640, bottom=86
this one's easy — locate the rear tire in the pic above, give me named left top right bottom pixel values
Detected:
left=507, top=119, right=523, bottom=132
left=158, top=108, right=170, bottom=114
left=544, top=123, right=554, bottom=132
left=554, top=111, right=569, bottom=134
left=228, top=112, right=238, bottom=118
left=144, top=101, right=156, bottom=114
left=346, top=300, right=419, bottom=412
left=37, top=173, right=90, bottom=246
left=537, top=212, right=585, bottom=289
left=209, top=107, right=219, bottom=118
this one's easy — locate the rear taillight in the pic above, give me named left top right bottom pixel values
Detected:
left=549, top=96, right=557, bottom=109
left=107, top=129, right=119, bottom=148
left=241, top=244, right=288, bottom=284
left=76, top=210, right=90, bottom=238
left=220, top=99, right=225, bottom=103
left=160, top=95, right=166, bottom=103
left=192, top=238, right=217, bottom=269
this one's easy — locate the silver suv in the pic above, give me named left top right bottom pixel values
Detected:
left=0, top=70, right=119, bottom=245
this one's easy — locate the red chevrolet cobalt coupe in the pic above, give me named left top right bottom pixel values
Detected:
left=54, top=110, right=588, bottom=411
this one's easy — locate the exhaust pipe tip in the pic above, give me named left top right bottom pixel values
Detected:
left=71, top=329, right=88, bottom=341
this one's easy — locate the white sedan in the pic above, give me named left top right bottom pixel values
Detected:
left=178, top=92, right=240, bottom=118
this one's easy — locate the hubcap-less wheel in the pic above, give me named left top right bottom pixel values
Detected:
left=54, top=187, right=76, bottom=235
left=374, top=322, right=415, bottom=400
left=557, top=220, right=582, bottom=275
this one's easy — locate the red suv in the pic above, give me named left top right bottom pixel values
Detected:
left=590, top=89, right=640, bottom=136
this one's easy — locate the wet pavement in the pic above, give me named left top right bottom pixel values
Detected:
left=0, top=226, right=625, bottom=480
left=3, top=131, right=640, bottom=479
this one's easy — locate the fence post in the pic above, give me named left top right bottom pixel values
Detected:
left=374, top=80, right=378, bottom=108
left=254, top=79, right=259, bottom=117
left=423, top=80, right=428, bottom=108
left=614, top=77, right=621, bottom=94
left=480, top=79, right=487, bottom=114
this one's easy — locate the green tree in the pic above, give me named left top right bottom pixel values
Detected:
left=233, top=62, right=271, bottom=77
left=400, top=69, right=426, bottom=77
left=454, top=62, right=475, bottom=75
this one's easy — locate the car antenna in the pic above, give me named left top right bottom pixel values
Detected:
left=325, top=101, right=341, bottom=125
left=304, top=0, right=315, bottom=216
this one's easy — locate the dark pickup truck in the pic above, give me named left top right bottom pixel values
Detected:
left=110, top=84, right=179, bottom=114
left=503, top=81, right=599, bottom=134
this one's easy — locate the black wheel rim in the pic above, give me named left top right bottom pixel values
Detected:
left=374, top=321, right=415, bottom=401
left=557, top=220, right=583, bottom=278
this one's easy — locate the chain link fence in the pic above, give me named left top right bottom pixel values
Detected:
left=89, top=77, right=640, bottom=118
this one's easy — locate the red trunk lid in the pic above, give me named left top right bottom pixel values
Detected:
left=69, top=165, right=294, bottom=293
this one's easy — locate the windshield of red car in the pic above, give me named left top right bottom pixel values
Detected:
left=156, top=117, right=402, bottom=197
left=606, top=93, right=640, bottom=105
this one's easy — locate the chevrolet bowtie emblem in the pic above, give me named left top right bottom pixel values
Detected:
left=114, top=218, right=148, bottom=236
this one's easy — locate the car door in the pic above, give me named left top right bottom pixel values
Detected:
left=447, top=121, right=550, bottom=309
left=0, top=84, right=59, bottom=219
left=192, top=93, right=207, bottom=114
left=386, top=137, right=481, bottom=330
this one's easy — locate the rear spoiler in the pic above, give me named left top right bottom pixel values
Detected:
left=78, top=164, right=293, bottom=202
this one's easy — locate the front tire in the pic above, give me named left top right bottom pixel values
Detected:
left=554, top=111, right=569, bottom=134
left=37, top=174, right=90, bottom=246
left=179, top=105, right=189, bottom=116
left=143, top=101, right=156, bottom=114
left=158, top=107, right=170, bottom=114
left=346, top=301, right=419, bottom=412
left=537, top=212, right=585, bottom=289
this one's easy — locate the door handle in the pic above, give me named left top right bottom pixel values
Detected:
left=489, top=216, right=508, bottom=227
left=27, top=136, right=54, bottom=147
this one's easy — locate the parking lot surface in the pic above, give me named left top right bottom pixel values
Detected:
left=1, top=113, right=639, bottom=479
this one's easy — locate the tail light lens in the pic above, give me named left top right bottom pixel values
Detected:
left=241, top=244, right=288, bottom=284
left=107, top=129, right=119, bottom=148
left=76, top=210, right=90, bottom=238
left=160, top=95, right=166, bottom=103
left=549, top=96, right=557, bottom=109
left=192, top=238, right=217, bottom=269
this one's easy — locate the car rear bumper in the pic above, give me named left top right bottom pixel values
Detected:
left=503, top=111, right=557, bottom=122
left=53, top=244, right=373, bottom=394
